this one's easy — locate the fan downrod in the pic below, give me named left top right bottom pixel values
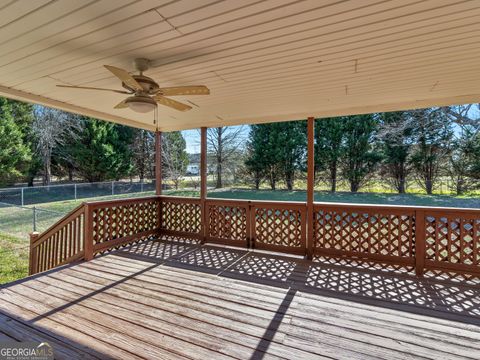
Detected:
left=133, top=58, right=150, bottom=74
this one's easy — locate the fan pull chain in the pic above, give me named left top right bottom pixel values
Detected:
left=154, top=105, right=158, bottom=130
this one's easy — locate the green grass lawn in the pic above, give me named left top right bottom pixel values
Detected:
left=165, top=188, right=480, bottom=208
left=0, top=233, right=29, bottom=284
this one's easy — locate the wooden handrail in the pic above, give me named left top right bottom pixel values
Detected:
left=30, top=204, right=85, bottom=248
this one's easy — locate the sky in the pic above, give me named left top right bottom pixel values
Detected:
left=182, top=125, right=250, bottom=154
left=180, top=104, right=479, bottom=153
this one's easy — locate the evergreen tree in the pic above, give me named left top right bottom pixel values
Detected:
left=245, top=124, right=281, bottom=190
left=314, top=117, right=344, bottom=192
left=72, top=118, right=134, bottom=182
left=341, top=114, right=381, bottom=192
left=275, top=121, right=306, bottom=190
left=245, top=131, right=265, bottom=190
left=0, top=98, right=31, bottom=186
left=245, top=122, right=305, bottom=190
left=131, top=129, right=154, bottom=182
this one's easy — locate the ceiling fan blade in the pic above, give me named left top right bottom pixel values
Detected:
left=104, top=65, right=143, bottom=92
left=154, top=95, right=192, bottom=111
left=114, top=99, right=129, bottom=109
left=56, top=84, right=130, bottom=94
left=158, top=85, right=210, bottom=96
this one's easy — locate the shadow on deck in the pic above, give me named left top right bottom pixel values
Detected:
left=118, top=236, right=480, bottom=325
left=1, top=236, right=479, bottom=359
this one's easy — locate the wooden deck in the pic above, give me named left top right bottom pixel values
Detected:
left=1, top=237, right=479, bottom=360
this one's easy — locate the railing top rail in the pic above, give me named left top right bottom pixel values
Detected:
left=85, top=195, right=160, bottom=208
left=313, top=201, right=480, bottom=213
left=158, top=195, right=200, bottom=201
left=32, top=203, right=85, bottom=247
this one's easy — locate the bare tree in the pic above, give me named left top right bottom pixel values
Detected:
left=376, top=111, right=415, bottom=193
left=207, top=126, right=245, bottom=188
left=162, top=132, right=188, bottom=190
left=442, top=105, right=480, bottom=194
left=32, top=107, right=81, bottom=185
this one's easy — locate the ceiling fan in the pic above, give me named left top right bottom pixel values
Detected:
left=57, top=58, right=209, bottom=113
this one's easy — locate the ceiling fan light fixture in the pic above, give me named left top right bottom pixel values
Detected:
left=125, top=95, right=157, bottom=113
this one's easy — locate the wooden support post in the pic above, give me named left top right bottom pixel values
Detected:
left=307, top=117, right=315, bottom=260
left=29, top=232, right=39, bottom=275
left=84, top=203, right=93, bottom=261
left=200, top=127, right=207, bottom=243
left=415, top=209, right=426, bottom=277
left=155, top=130, right=162, bottom=196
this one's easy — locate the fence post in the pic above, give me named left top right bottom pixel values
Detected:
left=29, top=232, right=39, bottom=275
left=84, top=203, right=94, bottom=261
left=111, top=181, right=115, bottom=196
left=21, top=187, right=24, bottom=206
left=415, top=209, right=426, bottom=277
left=32, top=206, right=37, bottom=232
left=74, top=183, right=77, bottom=201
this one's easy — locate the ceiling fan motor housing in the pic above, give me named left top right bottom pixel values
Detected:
left=122, top=75, right=159, bottom=94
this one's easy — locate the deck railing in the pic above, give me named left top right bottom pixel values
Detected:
left=29, top=195, right=480, bottom=278
left=29, top=204, right=85, bottom=275
left=29, top=196, right=160, bottom=274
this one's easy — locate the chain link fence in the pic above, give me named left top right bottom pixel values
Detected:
left=0, top=180, right=157, bottom=243
left=0, top=202, right=65, bottom=241
left=0, top=180, right=156, bottom=206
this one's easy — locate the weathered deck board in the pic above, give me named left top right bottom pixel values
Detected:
left=1, top=238, right=479, bottom=360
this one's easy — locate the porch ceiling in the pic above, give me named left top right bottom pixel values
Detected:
left=0, top=0, right=479, bottom=131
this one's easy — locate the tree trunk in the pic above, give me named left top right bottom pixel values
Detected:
left=68, top=166, right=74, bottom=182
left=285, top=171, right=294, bottom=191
left=425, top=179, right=433, bottom=195
left=350, top=181, right=359, bottom=192
left=269, top=168, right=276, bottom=190
left=330, top=162, right=337, bottom=192
left=456, top=177, right=464, bottom=196
left=216, top=162, right=222, bottom=188
left=254, top=171, right=261, bottom=190
left=398, top=179, right=406, bottom=194
left=43, top=157, right=51, bottom=186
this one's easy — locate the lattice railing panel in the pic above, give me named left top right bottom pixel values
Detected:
left=161, top=198, right=202, bottom=235
left=207, top=203, right=248, bottom=243
left=92, top=198, right=159, bottom=249
left=425, top=214, right=480, bottom=266
left=253, top=204, right=306, bottom=251
left=313, top=207, right=415, bottom=260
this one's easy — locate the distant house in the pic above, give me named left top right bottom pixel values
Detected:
left=186, top=153, right=200, bottom=175
left=186, top=164, right=199, bottom=175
